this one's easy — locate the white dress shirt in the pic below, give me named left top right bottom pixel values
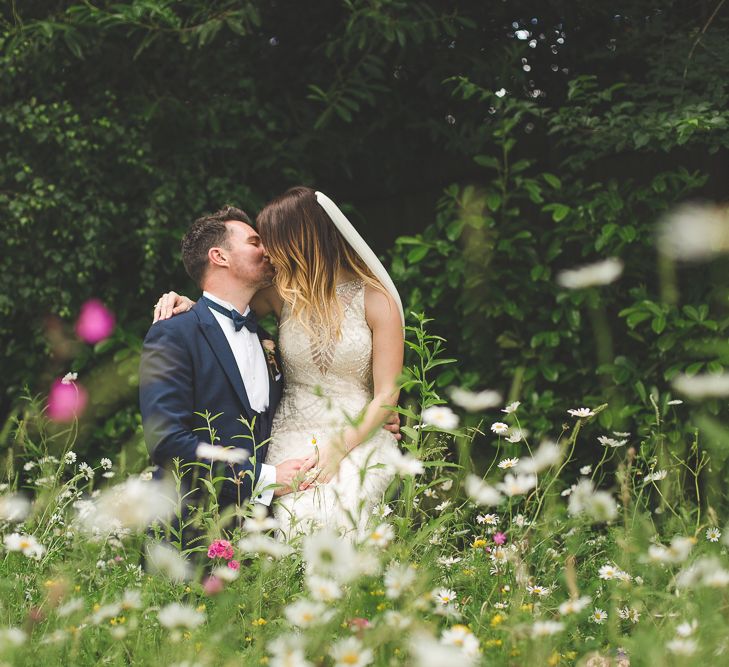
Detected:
left=203, top=291, right=276, bottom=505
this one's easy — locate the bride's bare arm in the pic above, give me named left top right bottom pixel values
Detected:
left=250, top=285, right=284, bottom=320
left=304, top=285, right=404, bottom=485
left=153, top=292, right=195, bottom=323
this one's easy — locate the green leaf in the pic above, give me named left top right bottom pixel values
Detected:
left=542, top=173, right=562, bottom=189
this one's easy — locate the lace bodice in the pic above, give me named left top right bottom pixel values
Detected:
left=269, top=279, right=372, bottom=442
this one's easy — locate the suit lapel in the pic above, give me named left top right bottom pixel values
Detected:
left=193, top=301, right=255, bottom=419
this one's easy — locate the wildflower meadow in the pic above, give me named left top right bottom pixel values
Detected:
left=1, top=310, right=728, bottom=666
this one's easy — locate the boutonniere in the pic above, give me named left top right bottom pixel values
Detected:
left=261, top=339, right=282, bottom=381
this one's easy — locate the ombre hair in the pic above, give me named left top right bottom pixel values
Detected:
left=256, top=186, right=384, bottom=336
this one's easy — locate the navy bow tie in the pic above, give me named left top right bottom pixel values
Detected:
left=202, top=296, right=258, bottom=333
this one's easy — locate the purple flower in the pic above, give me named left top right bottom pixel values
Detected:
left=75, top=299, right=115, bottom=344
left=493, top=532, right=507, bottom=545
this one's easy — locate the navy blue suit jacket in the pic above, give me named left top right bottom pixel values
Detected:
left=139, top=300, right=283, bottom=504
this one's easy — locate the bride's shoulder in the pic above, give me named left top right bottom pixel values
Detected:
left=364, top=283, right=400, bottom=327
left=251, top=285, right=283, bottom=319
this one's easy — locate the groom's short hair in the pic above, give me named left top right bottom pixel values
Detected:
left=181, top=206, right=253, bottom=286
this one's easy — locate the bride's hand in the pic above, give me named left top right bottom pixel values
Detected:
left=153, top=291, right=195, bottom=323
left=301, top=442, right=346, bottom=487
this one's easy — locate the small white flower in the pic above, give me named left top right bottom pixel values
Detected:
left=502, top=401, right=521, bottom=414
left=367, top=522, right=394, bottom=548
left=476, top=513, right=499, bottom=526
left=434, top=500, right=451, bottom=513
left=505, top=428, right=526, bottom=443
left=158, top=603, right=205, bottom=630
left=78, top=462, right=94, bottom=479
left=238, top=534, right=294, bottom=560
left=567, top=407, right=595, bottom=418
left=495, top=88, right=507, bottom=97
left=145, top=542, right=192, bottom=581
left=590, top=608, right=608, bottom=624
left=372, top=504, right=393, bottom=519
left=598, top=564, right=620, bottom=580
left=61, top=372, right=78, bottom=384
left=306, top=575, right=342, bottom=602
left=441, top=624, right=480, bottom=659
left=643, top=469, right=668, bottom=484
left=667, top=399, right=683, bottom=405
left=383, top=449, right=425, bottom=476
left=618, top=606, right=640, bottom=623
left=498, top=457, right=520, bottom=469
left=490, top=422, right=509, bottom=435
left=422, top=406, right=459, bottom=430
left=666, top=638, right=697, bottom=656
left=580, top=465, right=592, bottom=475
left=433, top=588, right=458, bottom=606
left=3, top=533, right=45, bottom=560
left=557, top=258, right=623, bottom=289
left=558, top=596, right=591, bottom=615
left=245, top=504, right=279, bottom=533
left=284, top=599, right=331, bottom=628
left=330, top=637, right=373, bottom=667
left=676, top=620, right=698, bottom=637
left=530, top=620, right=564, bottom=637
left=658, top=202, right=729, bottom=262
left=100, top=458, right=112, bottom=470
left=613, top=431, right=630, bottom=437
left=438, top=556, right=462, bottom=568
left=384, top=562, right=417, bottom=599
left=497, top=473, right=537, bottom=497
left=515, top=440, right=562, bottom=474
left=597, top=435, right=627, bottom=448
left=706, top=527, right=722, bottom=542
left=0, top=494, right=31, bottom=522
left=526, top=584, right=551, bottom=597
left=448, top=387, right=502, bottom=412
left=465, top=475, right=502, bottom=506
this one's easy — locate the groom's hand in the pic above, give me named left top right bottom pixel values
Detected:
left=274, top=458, right=314, bottom=497
left=383, top=411, right=402, bottom=440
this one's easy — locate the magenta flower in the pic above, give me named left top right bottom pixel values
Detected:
left=75, top=299, right=115, bottom=344
left=47, top=378, right=88, bottom=422
left=207, top=539, right=234, bottom=560
left=493, top=532, right=507, bottom=545
left=227, top=559, right=240, bottom=570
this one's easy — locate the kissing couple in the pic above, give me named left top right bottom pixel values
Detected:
left=139, top=186, right=405, bottom=543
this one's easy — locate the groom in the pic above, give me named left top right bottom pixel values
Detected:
left=139, top=206, right=311, bottom=511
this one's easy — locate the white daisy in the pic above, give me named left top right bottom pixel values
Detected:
left=497, top=457, right=520, bottom=469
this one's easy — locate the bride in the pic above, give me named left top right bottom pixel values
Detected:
left=158, top=187, right=404, bottom=539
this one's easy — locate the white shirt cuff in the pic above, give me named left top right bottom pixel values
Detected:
left=254, top=463, right=276, bottom=506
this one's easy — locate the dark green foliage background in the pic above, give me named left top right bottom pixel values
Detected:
left=2, top=1, right=729, bottom=479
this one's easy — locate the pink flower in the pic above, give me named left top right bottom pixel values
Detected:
left=493, top=532, right=507, bottom=545
left=202, top=575, right=224, bottom=596
left=207, top=539, right=234, bottom=560
left=227, top=559, right=240, bottom=570
left=47, top=379, right=88, bottom=422
left=75, top=299, right=115, bottom=344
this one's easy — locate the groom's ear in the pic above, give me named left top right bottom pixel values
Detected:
left=208, top=246, right=229, bottom=268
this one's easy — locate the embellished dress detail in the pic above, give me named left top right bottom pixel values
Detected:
left=266, top=279, right=399, bottom=539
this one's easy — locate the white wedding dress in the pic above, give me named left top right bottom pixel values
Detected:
left=265, top=279, right=399, bottom=540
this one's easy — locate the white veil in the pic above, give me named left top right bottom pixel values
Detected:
left=315, top=191, right=405, bottom=326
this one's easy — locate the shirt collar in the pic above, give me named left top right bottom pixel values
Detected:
left=202, top=291, right=250, bottom=316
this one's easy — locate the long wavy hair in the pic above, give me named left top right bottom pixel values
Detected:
left=256, top=186, right=384, bottom=337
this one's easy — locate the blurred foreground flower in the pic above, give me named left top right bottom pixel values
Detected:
left=0, top=494, right=31, bottom=522
left=145, top=542, right=192, bottom=581
left=556, top=258, right=623, bottom=289
left=196, top=443, right=249, bottom=464
left=465, top=475, right=502, bottom=506
left=330, top=636, right=373, bottom=667
left=448, top=387, right=502, bottom=412
left=658, top=203, right=729, bottom=261
left=75, top=298, right=115, bottom=344
left=77, top=477, right=175, bottom=534
left=4, top=533, right=45, bottom=560
left=158, top=602, right=205, bottom=630
left=515, top=440, right=562, bottom=474
left=672, top=372, right=729, bottom=399
left=421, top=406, right=459, bottom=430
left=47, top=378, right=88, bottom=422
left=567, top=479, right=618, bottom=523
